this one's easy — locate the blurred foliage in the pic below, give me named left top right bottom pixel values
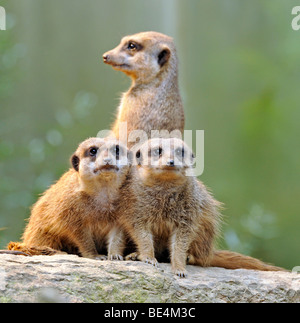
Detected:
left=0, top=0, right=299, bottom=269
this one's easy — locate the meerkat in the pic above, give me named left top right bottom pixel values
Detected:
left=7, top=138, right=130, bottom=260
left=103, top=31, right=184, bottom=146
left=119, top=138, right=284, bottom=277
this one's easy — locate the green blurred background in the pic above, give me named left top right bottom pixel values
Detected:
left=0, top=0, right=299, bottom=269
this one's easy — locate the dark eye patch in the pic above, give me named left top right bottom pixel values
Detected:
left=126, top=41, right=143, bottom=51
left=89, top=147, right=98, bottom=157
left=175, top=147, right=185, bottom=158
left=128, top=42, right=136, bottom=50
left=149, top=147, right=162, bottom=157
left=111, top=145, right=121, bottom=159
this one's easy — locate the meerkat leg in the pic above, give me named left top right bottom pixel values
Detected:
left=107, top=226, right=125, bottom=261
left=170, top=229, right=191, bottom=278
left=71, top=229, right=104, bottom=260
left=131, top=228, right=158, bottom=267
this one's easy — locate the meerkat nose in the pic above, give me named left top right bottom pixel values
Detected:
left=167, top=159, right=175, bottom=167
left=103, top=157, right=113, bottom=165
left=103, top=53, right=110, bottom=62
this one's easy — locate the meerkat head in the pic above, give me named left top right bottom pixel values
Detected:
left=134, top=138, right=195, bottom=183
left=71, top=137, right=131, bottom=182
left=103, top=31, right=177, bottom=84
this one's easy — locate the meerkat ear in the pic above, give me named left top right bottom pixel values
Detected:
left=71, top=154, right=80, bottom=172
left=157, top=47, right=171, bottom=67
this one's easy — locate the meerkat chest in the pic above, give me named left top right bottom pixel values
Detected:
left=93, top=189, right=119, bottom=215
left=121, top=91, right=166, bottom=124
left=144, top=190, right=185, bottom=221
left=162, top=192, right=181, bottom=210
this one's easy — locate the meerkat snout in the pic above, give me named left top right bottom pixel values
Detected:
left=102, top=53, right=109, bottom=62
left=166, top=159, right=175, bottom=167
left=103, top=157, right=113, bottom=165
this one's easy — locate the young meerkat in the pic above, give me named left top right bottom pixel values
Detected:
left=7, top=138, right=130, bottom=260
left=103, top=31, right=184, bottom=146
left=119, top=138, right=284, bottom=277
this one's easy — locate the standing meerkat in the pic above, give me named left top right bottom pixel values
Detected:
left=103, top=31, right=184, bottom=146
left=7, top=138, right=130, bottom=260
left=119, top=138, right=284, bottom=277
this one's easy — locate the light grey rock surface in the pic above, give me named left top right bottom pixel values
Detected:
left=0, top=254, right=299, bottom=303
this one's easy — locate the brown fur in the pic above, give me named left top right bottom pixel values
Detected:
left=119, top=138, right=284, bottom=276
left=8, top=138, right=130, bottom=260
left=207, top=250, right=285, bottom=271
left=103, top=31, right=184, bottom=146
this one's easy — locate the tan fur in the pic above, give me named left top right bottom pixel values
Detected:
left=8, top=138, right=129, bottom=260
left=103, top=31, right=184, bottom=146
left=119, top=138, right=285, bottom=276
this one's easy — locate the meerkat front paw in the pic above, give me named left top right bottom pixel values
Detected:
left=125, top=252, right=159, bottom=267
left=108, top=254, right=124, bottom=261
left=173, top=268, right=188, bottom=278
left=140, top=255, right=159, bottom=268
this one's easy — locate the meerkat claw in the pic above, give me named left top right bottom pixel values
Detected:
left=109, top=254, right=124, bottom=261
left=144, top=257, right=159, bottom=268
left=174, top=269, right=188, bottom=278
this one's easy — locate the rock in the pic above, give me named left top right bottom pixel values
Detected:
left=0, top=254, right=299, bottom=303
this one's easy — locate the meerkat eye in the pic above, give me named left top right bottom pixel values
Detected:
left=112, top=145, right=120, bottom=156
left=89, top=147, right=98, bottom=157
left=152, top=147, right=163, bottom=157
left=111, top=144, right=122, bottom=160
left=127, top=42, right=137, bottom=50
left=175, top=147, right=185, bottom=158
left=115, top=145, right=120, bottom=156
